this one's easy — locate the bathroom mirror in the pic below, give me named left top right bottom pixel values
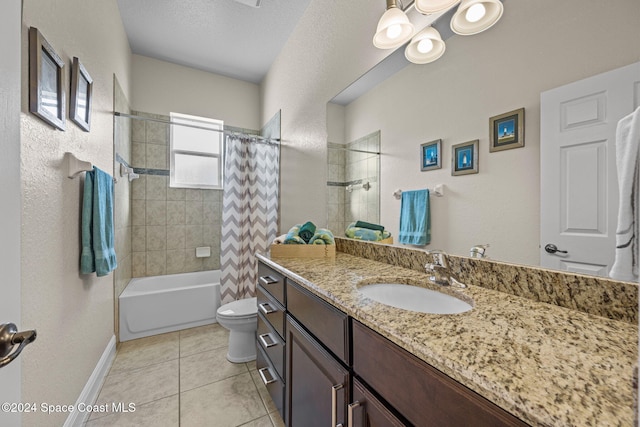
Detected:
left=326, top=0, right=638, bottom=281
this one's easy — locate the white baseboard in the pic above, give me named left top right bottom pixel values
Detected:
left=64, top=335, right=116, bottom=427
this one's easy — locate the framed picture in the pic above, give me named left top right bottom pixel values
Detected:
left=420, top=139, right=442, bottom=171
left=70, top=57, right=93, bottom=132
left=451, top=140, right=479, bottom=176
left=489, top=108, right=524, bottom=152
left=28, top=27, right=66, bottom=131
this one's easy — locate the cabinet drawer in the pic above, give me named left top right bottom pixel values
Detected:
left=257, top=284, right=285, bottom=339
left=257, top=262, right=286, bottom=305
left=256, top=344, right=285, bottom=418
left=287, top=279, right=349, bottom=364
left=257, top=311, right=285, bottom=379
left=352, top=320, right=529, bottom=427
left=351, top=378, right=407, bottom=427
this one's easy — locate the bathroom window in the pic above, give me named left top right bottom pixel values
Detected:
left=169, top=112, right=224, bottom=189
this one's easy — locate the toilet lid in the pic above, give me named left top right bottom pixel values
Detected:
left=217, top=297, right=257, bottom=318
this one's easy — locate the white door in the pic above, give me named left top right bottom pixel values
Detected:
left=0, top=1, right=23, bottom=426
left=540, top=62, right=640, bottom=276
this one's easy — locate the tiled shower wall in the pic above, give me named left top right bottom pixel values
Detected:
left=130, top=111, right=223, bottom=277
left=327, top=131, right=380, bottom=235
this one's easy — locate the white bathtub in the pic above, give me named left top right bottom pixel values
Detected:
left=119, top=270, right=221, bottom=342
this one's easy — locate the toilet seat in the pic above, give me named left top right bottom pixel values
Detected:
left=216, top=297, right=257, bottom=320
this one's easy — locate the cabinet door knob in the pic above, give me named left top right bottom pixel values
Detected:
left=332, top=383, right=344, bottom=427
left=259, top=275, right=278, bottom=286
left=258, top=302, right=276, bottom=315
left=258, top=333, right=277, bottom=348
left=258, top=367, right=276, bottom=385
left=348, top=401, right=361, bottom=427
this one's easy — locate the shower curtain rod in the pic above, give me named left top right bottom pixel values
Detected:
left=114, top=112, right=280, bottom=145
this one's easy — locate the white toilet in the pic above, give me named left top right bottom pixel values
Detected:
left=216, top=297, right=258, bottom=363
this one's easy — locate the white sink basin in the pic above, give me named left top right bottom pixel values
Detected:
left=358, top=283, right=472, bottom=314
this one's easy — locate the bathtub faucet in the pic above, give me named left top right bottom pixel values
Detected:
left=425, top=250, right=466, bottom=288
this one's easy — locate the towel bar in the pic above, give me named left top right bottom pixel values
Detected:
left=394, top=184, right=444, bottom=199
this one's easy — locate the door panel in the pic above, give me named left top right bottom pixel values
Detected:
left=540, top=62, right=640, bottom=276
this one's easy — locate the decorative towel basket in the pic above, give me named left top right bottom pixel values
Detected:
left=270, top=244, right=336, bottom=259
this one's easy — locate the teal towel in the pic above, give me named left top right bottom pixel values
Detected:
left=299, top=221, right=316, bottom=243
left=309, top=229, right=335, bottom=245
left=80, top=167, right=118, bottom=276
left=284, top=225, right=306, bottom=244
left=354, top=220, right=385, bottom=232
left=398, top=189, right=430, bottom=245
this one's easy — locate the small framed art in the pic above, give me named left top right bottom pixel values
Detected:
left=70, top=57, right=93, bottom=132
left=420, top=139, right=442, bottom=171
left=451, top=139, right=478, bottom=176
left=490, top=108, right=524, bottom=152
left=28, top=27, right=66, bottom=131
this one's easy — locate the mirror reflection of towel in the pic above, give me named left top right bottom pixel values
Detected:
left=610, top=107, right=640, bottom=282
left=398, top=189, right=430, bottom=246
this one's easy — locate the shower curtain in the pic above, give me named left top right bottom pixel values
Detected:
left=220, top=135, right=280, bottom=303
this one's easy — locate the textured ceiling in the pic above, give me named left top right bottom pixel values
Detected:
left=117, top=0, right=313, bottom=83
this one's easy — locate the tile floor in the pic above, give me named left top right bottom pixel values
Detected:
left=85, top=324, right=284, bottom=427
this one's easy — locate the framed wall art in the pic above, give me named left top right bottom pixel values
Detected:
left=451, top=139, right=478, bottom=176
left=490, top=108, right=524, bottom=152
left=28, top=27, right=66, bottom=131
left=420, top=139, right=442, bottom=171
left=70, top=57, right=93, bottom=132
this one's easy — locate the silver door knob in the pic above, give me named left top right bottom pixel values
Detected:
left=544, top=244, right=568, bottom=254
left=0, top=323, right=37, bottom=368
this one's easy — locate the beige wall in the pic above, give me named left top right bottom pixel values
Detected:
left=263, top=0, right=640, bottom=262
left=342, top=0, right=640, bottom=266
left=20, top=0, right=131, bottom=425
left=131, top=54, right=260, bottom=130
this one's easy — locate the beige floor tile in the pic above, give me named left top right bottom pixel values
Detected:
left=111, top=332, right=179, bottom=374
left=249, top=366, right=278, bottom=414
left=180, top=346, right=249, bottom=392
left=239, top=414, right=274, bottom=427
left=84, top=395, right=179, bottom=427
left=179, top=323, right=229, bottom=357
left=93, top=359, right=178, bottom=414
left=269, top=411, right=285, bottom=427
left=180, top=372, right=266, bottom=427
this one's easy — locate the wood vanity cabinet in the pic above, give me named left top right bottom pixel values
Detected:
left=256, top=263, right=287, bottom=420
left=352, top=320, right=530, bottom=427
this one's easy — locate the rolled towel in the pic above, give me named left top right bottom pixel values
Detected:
left=309, top=229, right=335, bottom=245
left=345, top=222, right=391, bottom=242
left=354, top=220, right=385, bottom=232
left=284, top=225, right=306, bottom=244
left=299, top=221, right=317, bottom=243
left=272, top=234, right=287, bottom=245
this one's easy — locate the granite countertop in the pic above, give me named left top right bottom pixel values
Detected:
left=257, top=251, right=638, bottom=427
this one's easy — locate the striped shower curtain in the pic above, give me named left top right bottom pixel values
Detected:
left=220, top=135, right=280, bottom=303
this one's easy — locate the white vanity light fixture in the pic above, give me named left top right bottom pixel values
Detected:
left=450, top=0, right=504, bottom=35
left=405, top=27, right=446, bottom=64
left=415, top=0, right=460, bottom=15
left=373, top=0, right=415, bottom=49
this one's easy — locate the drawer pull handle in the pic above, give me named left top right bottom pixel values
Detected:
left=258, top=302, right=276, bottom=315
left=332, top=383, right=344, bottom=427
left=258, top=333, right=277, bottom=348
left=259, top=275, right=278, bottom=286
left=258, top=367, right=277, bottom=385
left=348, top=401, right=360, bottom=427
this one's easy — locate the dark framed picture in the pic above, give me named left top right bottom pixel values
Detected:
left=451, top=140, right=479, bottom=176
left=70, top=57, right=93, bottom=132
left=490, top=108, right=524, bottom=152
left=420, top=139, right=442, bottom=171
left=28, top=27, right=66, bottom=131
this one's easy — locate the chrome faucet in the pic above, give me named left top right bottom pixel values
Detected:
left=425, top=250, right=466, bottom=288
left=469, top=244, right=490, bottom=259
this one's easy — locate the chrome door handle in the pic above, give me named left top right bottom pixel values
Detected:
left=332, top=383, right=344, bottom=427
left=258, top=333, right=277, bottom=348
left=258, top=302, right=276, bottom=315
left=0, top=323, right=37, bottom=369
left=259, top=276, right=278, bottom=286
left=544, top=243, right=568, bottom=254
left=348, top=401, right=361, bottom=427
left=258, top=367, right=276, bottom=385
